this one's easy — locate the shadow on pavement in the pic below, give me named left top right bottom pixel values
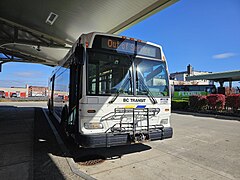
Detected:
left=72, top=144, right=151, bottom=164
left=46, top=108, right=152, bottom=164
left=34, top=108, right=66, bottom=179
left=0, top=105, right=65, bottom=180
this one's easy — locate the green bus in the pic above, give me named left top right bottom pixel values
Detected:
left=172, top=85, right=216, bottom=101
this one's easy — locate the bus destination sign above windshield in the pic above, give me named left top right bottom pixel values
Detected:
left=101, top=37, right=159, bottom=58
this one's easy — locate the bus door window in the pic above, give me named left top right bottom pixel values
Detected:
left=51, top=74, right=55, bottom=104
left=68, top=58, right=83, bottom=132
left=48, top=74, right=55, bottom=110
left=69, top=64, right=78, bottom=109
left=88, top=63, right=97, bottom=94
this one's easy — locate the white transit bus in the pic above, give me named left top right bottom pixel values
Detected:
left=48, top=32, right=172, bottom=148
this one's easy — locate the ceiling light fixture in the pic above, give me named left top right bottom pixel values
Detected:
left=45, top=12, right=58, bottom=25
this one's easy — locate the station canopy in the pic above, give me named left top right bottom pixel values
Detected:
left=186, top=70, right=240, bottom=82
left=0, top=0, right=177, bottom=66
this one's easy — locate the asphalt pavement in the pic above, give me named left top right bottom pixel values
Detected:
left=0, top=102, right=83, bottom=180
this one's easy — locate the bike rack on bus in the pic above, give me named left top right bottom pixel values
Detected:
left=103, top=108, right=163, bottom=141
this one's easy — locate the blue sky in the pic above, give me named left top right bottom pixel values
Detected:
left=0, top=62, right=53, bottom=87
left=0, top=0, right=240, bottom=87
left=122, top=0, right=240, bottom=73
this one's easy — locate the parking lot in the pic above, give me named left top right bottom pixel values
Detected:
left=0, top=102, right=239, bottom=180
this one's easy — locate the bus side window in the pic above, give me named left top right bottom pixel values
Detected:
left=206, top=87, right=211, bottom=93
left=211, top=88, right=216, bottom=94
left=183, top=86, right=189, bottom=91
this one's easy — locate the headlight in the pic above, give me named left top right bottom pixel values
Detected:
left=84, top=122, right=103, bottom=129
left=160, top=119, right=168, bottom=125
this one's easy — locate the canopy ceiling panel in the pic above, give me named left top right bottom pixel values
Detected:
left=0, top=0, right=178, bottom=66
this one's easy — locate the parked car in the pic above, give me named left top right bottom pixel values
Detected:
left=11, top=93, right=17, bottom=98
left=0, top=91, right=5, bottom=98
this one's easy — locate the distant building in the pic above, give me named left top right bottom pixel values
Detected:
left=28, top=86, right=48, bottom=97
left=0, top=86, right=28, bottom=98
left=170, top=64, right=214, bottom=85
left=0, top=85, right=48, bottom=98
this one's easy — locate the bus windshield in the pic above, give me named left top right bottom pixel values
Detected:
left=87, top=50, right=133, bottom=95
left=135, top=58, right=169, bottom=97
left=87, top=50, right=169, bottom=97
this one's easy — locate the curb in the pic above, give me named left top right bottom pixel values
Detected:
left=172, top=110, right=240, bottom=121
left=42, top=108, right=96, bottom=180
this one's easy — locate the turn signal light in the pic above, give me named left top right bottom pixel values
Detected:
left=86, top=41, right=89, bottom=48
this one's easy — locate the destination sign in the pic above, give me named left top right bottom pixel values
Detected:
left=92, top=35, right=160, bottom=58
left=103, top=38, right=135, bottom=54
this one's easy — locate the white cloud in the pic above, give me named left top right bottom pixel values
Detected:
left=14, top=71, right=43, bottom=78
left=212, top=53, right=237, bottom=59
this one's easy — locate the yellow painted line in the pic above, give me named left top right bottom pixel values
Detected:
left=124, top=105, right=135, bottom=109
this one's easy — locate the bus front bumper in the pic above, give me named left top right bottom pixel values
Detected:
left=76, top=127, right=173, bottom=148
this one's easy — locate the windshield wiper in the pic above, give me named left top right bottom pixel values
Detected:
left=109, top=70, right=132, bottom=104
left=138, top=77, right=158, bottom=104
